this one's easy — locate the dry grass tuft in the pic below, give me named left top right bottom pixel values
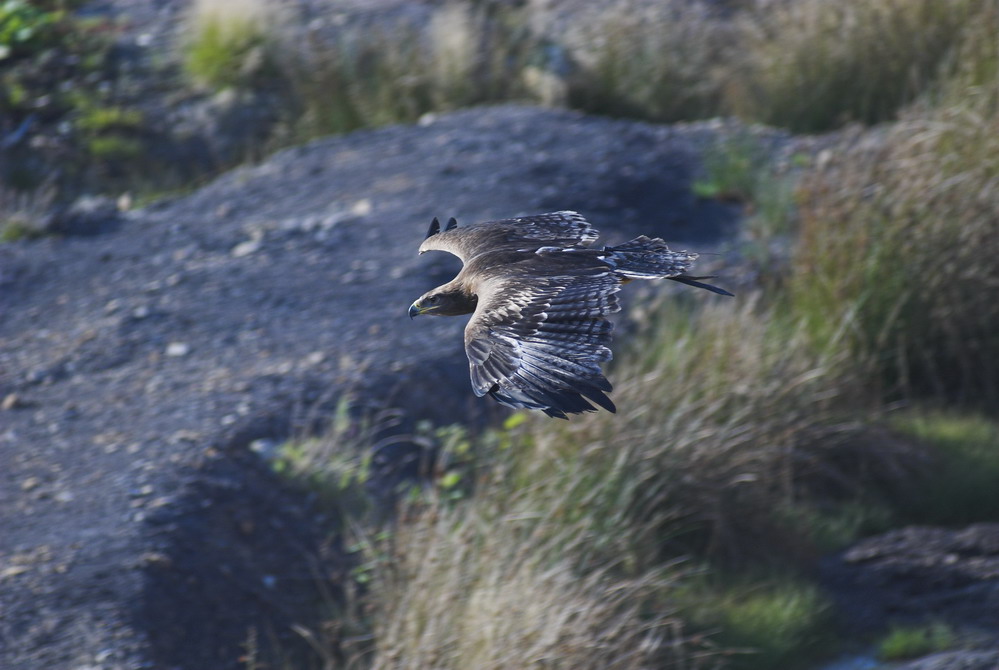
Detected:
left=181, top=0, right=283, bottom=89
left=521, top=296, right=899, bottom=565
left=0, top=182, right=55, bottom=242
left=365, top=503, right=694, bottom=670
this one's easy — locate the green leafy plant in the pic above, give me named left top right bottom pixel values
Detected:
left=0, top=0, right=61, bottom=60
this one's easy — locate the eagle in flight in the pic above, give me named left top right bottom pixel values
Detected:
left=409, top=211, right=732, bottom=419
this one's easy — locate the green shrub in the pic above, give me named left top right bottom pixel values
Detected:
left=692, top=132, right=772, bottom=204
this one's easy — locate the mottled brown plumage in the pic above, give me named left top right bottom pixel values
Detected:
left=409, top=211, right=731, bottom=418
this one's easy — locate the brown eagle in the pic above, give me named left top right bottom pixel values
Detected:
left=409, top=211, right=732, bottom=418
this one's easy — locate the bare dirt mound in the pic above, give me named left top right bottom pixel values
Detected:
left=0, top=105, right=743, bottom=669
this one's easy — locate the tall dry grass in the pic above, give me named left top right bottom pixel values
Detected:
left=567, top=1, right=732, bottom=123
left=790, top=6, right=999, bottom=401
left=731, top=0, right=977, bottom=131
left=340, top=296, right=917, bottom=668
left=516, top=297, right=902, bottom=565
left=363, top=503, right=695, bottom=669
left=178, top=0, right=992, bottom=144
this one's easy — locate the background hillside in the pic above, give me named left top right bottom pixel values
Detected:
left=1, top=1, right=998, bottom=669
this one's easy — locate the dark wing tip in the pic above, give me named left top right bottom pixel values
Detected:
left=446, top=217, right=458, bottom=231
left=426, top=216, right=441, bottom=239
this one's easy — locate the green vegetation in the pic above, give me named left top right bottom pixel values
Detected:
left=181, top=0, right=278, bottom=90
left=0, top=0, right=62, bottom=60
left=0, top=216, right=43, bottom=242
left=692, top=578, right=834, bottom=670
left=892, top=411, right=999, bottom=525
left=877, top=622, right=957, bottom=661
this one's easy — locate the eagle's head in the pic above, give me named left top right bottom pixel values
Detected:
left=409, top=287, right=476, bottom=318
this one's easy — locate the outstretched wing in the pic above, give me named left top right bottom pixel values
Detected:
left=463, top=257, right=621, bottom=419
left=420, top=211, right=600, bottom=262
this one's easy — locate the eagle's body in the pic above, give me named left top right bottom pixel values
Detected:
left=409, top=211, right=731, bottom=418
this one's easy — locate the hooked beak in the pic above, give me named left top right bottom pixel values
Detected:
left=409, top=302, right=422, bottom=319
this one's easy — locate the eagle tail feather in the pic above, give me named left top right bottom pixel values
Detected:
left=668, top=275, right=735, bottom=297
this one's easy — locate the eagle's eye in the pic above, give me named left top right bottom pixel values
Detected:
left=427, top=295, right=439, bottom=304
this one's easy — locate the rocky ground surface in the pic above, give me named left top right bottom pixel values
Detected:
left=821, top=524, right=999, bottom=670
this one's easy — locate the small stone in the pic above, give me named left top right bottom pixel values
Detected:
left=132, top=305, right=150, bottom=319
left=232, top=237, right=262, bottom=257
left=54, top=490, right=74, bottom=503
left=0, top=565, right=29, bottom=580
left=304, top=351, right=326, bottom=366
left=165, top=342, right=190, bottom=357
left=129, top=485, right=154, bottom=498
left=20, top=476, right=40, bottom=491
left=2, top=393, right=21, bottom=410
